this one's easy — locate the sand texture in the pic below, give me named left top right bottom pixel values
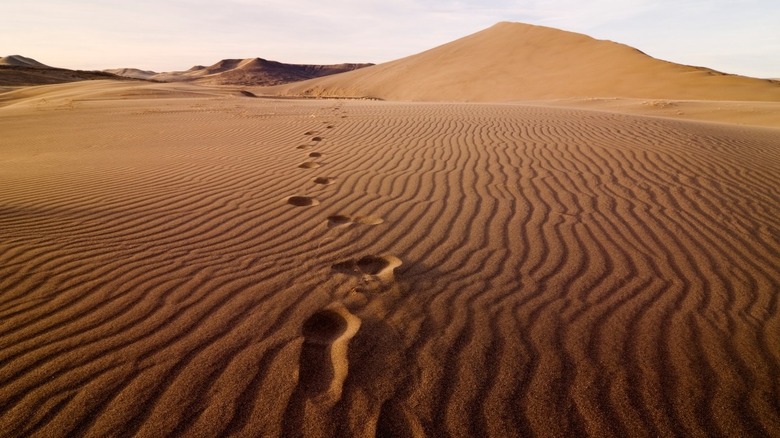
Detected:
left=1, top=81, right=780, bottom=437
left=269, top=22, right=780, bottom=102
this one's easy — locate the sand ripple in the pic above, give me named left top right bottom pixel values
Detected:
left=1, top=88, right=778, bottom=436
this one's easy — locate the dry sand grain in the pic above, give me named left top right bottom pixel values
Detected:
left=1, top=81, right=779, bottom=437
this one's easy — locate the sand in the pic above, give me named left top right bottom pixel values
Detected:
left=1, top=79, right=779, bottom=437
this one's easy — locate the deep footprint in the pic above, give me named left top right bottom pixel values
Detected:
left=354, top=215, right=384, bottom=225
left=302, top=309, right=349, bottom=345
left=356, top=255, right=393, bottom=275
left=326, top=214, right=383, bottom=228
left=286, top=196, right=319, bottom=207
left=332, top=255, right=402, bottom=283
left=313, top=177, right=335, bottom=185
left=327, top=215, right=353, bottom=228
left=297, top=304, right=361, bottom=399
left=308, top=152, right=322, bottom=158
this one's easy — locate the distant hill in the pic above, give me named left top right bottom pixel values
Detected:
left=108, top=58, right=373, bottom=86
left=1, top=55, right=127, bottom=86
left=269, top=22, right=780, bottom=102
left=0, top=55, right=52, bottom=68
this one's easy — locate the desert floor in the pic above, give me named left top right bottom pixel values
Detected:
left=1, top=81, right=779, bottom=437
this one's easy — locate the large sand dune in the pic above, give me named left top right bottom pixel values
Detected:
left=269, top=22, right=780, bottom=101
left=1, top=80, right=779, bottom=436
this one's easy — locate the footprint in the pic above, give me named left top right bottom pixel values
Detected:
left=298, top=162, right=320, bottom=169
left=304, top=131, right=317, bottom=136
left=286, top=196, right=319, bottom=207
left=355, top=255, right=397, bottom=276
left=311, top=136, right=323, bottom=142
left=298, top=304, right=361, bottom=400
left=313, top=177, right=335, bottom=185
left=296, top=144, right=313, bottom=150
left=354, top=215, right=384, bottom=225
left=326, top=214, right=383, bottom=228
left=332, top=255, right=402, bottom=285
left=326, top=125, right=334, bottom=129
left=308, top=152, right=322, bottom=158
left=327, top=215, right=353, bottom=228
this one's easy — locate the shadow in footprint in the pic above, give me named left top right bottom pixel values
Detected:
left=298, top=162, right=320, bottom=169
left=298, top=309, right=349, bottom=393
left=313, top=177, right=336, bottom=185
left=332, top=255, right=402, bottom=291
left=327, top=215, right=353, bottom=229
left=312, top=136, right=323, bottom=142
left=286, top=196, right=319, bottom=207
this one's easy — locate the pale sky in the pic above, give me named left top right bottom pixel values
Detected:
left=3, top=0, right=779, bottom=78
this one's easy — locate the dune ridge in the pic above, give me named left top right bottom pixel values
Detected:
left=1, top=81, right=778, bottom=436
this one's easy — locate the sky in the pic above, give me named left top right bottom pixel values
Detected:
left=3, top=0, right=779, bottom=78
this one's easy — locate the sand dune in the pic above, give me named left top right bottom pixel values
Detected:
left=268, top=22, right=780, bottom=101
left=1, top=80, right=778, bottom=436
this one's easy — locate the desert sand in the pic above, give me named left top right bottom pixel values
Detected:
left=2, top=20, right=780, bottom=438
left=1, top=79, right=779, bottom=437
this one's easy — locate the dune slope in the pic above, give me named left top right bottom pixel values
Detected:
left=0, top=82, right=779, bottom=436
left=270, top=21, right=780, bottom=101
